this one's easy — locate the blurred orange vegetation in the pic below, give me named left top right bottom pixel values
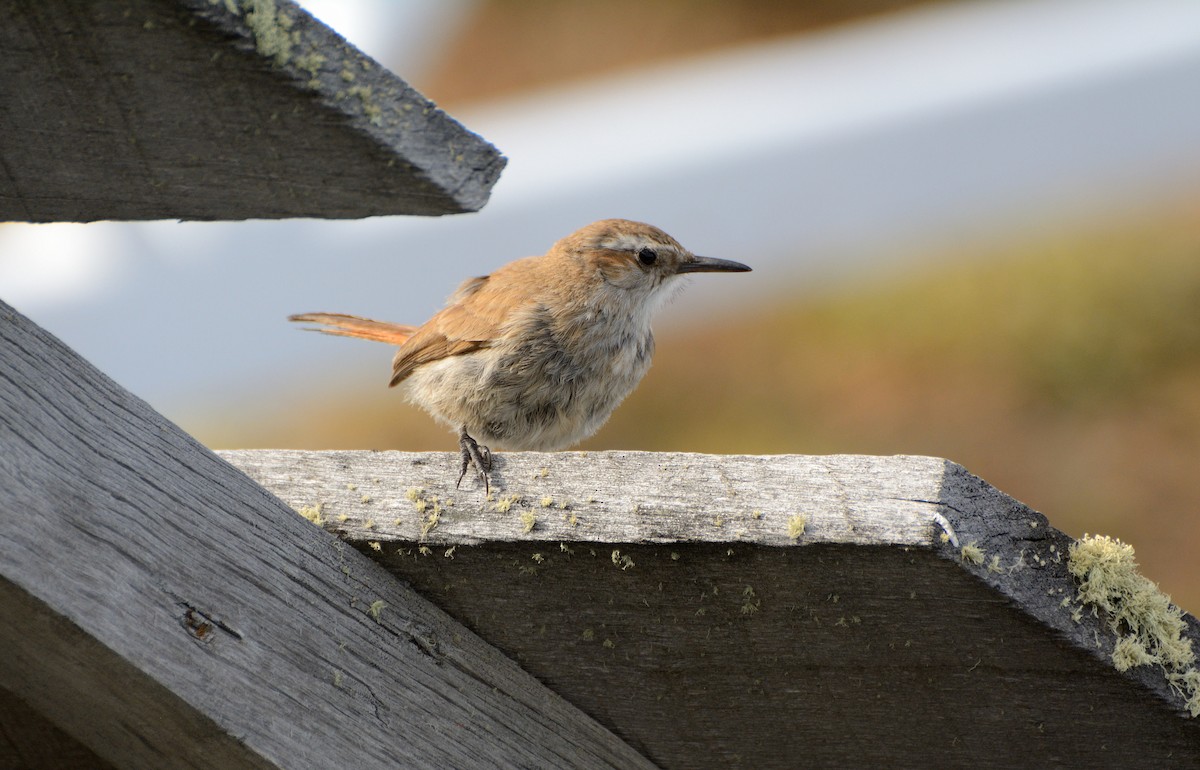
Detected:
left=424, top=0, right=943, bottom=106
left=202, top=208, right=1200, bottom=612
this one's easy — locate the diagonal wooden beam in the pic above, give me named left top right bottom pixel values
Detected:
left=0, top=298, right=651, bottom=769
left=0, top=0, right=505, bottom=221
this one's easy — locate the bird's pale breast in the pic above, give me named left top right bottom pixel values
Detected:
left=399, top=304, right=654, bottom=450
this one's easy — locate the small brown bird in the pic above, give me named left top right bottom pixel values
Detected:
left=290, top=219, right=750, bottom=491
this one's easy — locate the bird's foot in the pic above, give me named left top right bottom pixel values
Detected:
left=456, top=427, right=492, bottom=494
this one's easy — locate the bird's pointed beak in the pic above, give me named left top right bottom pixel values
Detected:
left=676, top=255, right=752, bottom=274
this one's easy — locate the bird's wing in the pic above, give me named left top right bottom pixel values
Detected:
left=389, top=262, right=540, bottom=387
left=388, top=333, right=487, bottom=386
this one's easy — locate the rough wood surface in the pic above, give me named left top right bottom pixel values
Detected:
left=0, top=299, right=650, bottom=769
left=222, top=448, right=1200, bottom=769
left=0, top=0, right=505, bottom=221
left=218, top=449, right=950, bottom=547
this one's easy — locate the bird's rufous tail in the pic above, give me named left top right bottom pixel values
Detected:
left=288, top=313, right=416, bottom=345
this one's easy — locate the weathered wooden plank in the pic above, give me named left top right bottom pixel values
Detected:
left=0, top=686, right=115, bottom=770
left=0, top=0, right=505, bottom=221
left=222, top=448, right=1200, bottom=769
left=0, top=299, right=651, bottom=769
left=217, top=449, right=948, bottom=547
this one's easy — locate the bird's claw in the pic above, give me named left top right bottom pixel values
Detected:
left=457, top=428, right=492, bottom=494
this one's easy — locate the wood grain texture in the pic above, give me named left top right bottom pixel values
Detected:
left=222, top=448, right=1200, bottom=768
left=216, top=449, right=950, bottom=547
left=0, top=0, right=505, bottom=221
left=0, top=299, right=650, bottom=769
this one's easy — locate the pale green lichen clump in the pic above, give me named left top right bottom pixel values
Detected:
left=1068, top=534, right=1200, bottom=717
left=960, top=542, right=985, bottom=566
left=420, top=508, right=440, bottom=538
left=494, top=494, right=521, bottom=513
left=741, top=586, right=760, bottom=615
left=239, top=0, right=295, bottom=66
left=296, top=502, right=324, bottom=525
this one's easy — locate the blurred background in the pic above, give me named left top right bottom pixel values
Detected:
left=3, top=0, right=1200, bottom=607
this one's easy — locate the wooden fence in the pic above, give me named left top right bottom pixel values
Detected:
left=3, top=299, right=1199, bottom=768
left=2, top=1, right=1198, bottom=767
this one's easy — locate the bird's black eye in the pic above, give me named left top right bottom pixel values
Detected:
left=637, top=247, right=658, bottom=266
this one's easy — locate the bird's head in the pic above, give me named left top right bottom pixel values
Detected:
left=556, top=219, right=750, bottom=298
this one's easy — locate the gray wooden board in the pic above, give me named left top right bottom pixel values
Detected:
left=0, top=0, right=505, bottom=221
left=0, top=686, right=115, bottom=770
left=221, top=448, right=1200, bottom=768
left=0, top=298, right=651, bottom=770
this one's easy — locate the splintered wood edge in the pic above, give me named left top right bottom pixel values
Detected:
left=216, top=451, right=954, bottom=548
left=219, top=448, right=1200, bottom=720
